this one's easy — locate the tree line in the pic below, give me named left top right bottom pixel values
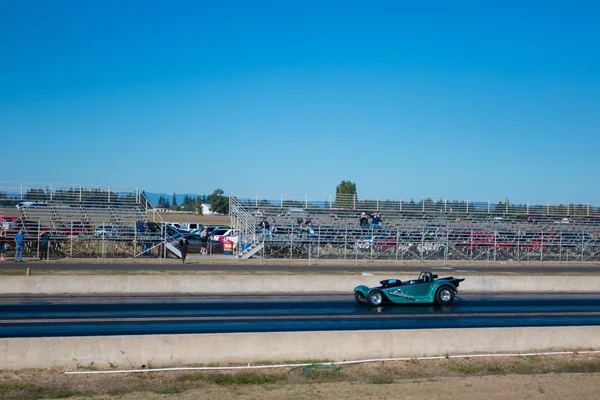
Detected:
left=155, top=189, right=229, bottom=215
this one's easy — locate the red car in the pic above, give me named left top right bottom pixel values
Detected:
left=456, top=231, right=514, bottom=249
left=55, top=221, right=92, bottom=236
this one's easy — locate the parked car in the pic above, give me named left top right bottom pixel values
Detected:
left=93, top=225, right=118, bottom=238
left=0, top=216, right=20, bottom=230
left=93, top=225, right=135, bottom=239
left=455, top=231, right=514, bottom=249
left=179, top=222, right=203, bottom=231
left=15, top=201, right=49, bottom=209
left=213, top=229, right=242, bottom=243
left=56, top=221, right=92, bottom=236
left=9, top=218, right=49, bottom=233
left=3, top=218, right=49, bottom=239
left=136, top=221, right=162, bottom=233
left=209, top=227, right=234, bottom=241
left=169, top=233, right=224, bottom=254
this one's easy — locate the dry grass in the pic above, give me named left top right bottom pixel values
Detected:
left=2, top=354, right=600, bottom=399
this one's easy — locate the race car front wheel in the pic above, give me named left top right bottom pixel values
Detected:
left=355, top=291, right=367, bottom=304
left=368, top=290, right=384, bottom=306
left=435, top=286, right=455, bottom=305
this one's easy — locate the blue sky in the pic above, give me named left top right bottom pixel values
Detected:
left=2, top=0, right=599, bottom=205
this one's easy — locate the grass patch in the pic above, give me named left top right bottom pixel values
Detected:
left=0, top=383, right=38, bottom=392
left=0, top=270, right=29, bottom=276
left=41, top=389, right=79, bottom=399
left=507, top=361, right=539, bottom=374
left=153, top=386, right=185, bottom=395
left=175, top=373, right=205, bottom=383
left=107, top=388, right=132, bottom=396
left=367, top=374, right=395, bottom=384
left=288, top=364, right=346, bottom=384
left=447, top=363, right=486, bottom=374
left=520, top=355, right=539, bottom=364
left=485, top=366, right=504, bottom=373
left=0, top=383, right=80, bottom=400
left=205, top=372, right=285, bottom=385
left=390, top=369, right=423, bottom=379
left=552, top=361, right=600, bottom=373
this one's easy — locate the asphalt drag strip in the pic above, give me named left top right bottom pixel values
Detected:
left=1, top=293, right=600, bottom=338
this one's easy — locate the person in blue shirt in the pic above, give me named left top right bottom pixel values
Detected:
left=39, top=230, right=50, bottom=260
left=14, top=229, right=24, bottom=262
left=371, top=212, right=383, bottom=231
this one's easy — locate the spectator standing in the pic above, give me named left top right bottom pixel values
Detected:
left=360, top=212, right=370, bottom=229
left=142, top=241, right=152, bottom=257
left=0, top=229, right=6, bottom=262
left=200, top=227, right=209, bottom=255
left=178, top=236, right=189, bottom=264
left=39, top=230, right=50, bottom=260
left=14, top=229, right=24, bottom=262
left=371, top=212, right=383, bottom=230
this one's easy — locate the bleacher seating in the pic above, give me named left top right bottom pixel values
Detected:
left=230, top=193, right=600, bottom=262
left=0, top=183, right=161, bottom=259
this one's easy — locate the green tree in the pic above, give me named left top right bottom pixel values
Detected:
left=209, top=188, right=229, bottom=215
left=194, top=197, right=204, bottom=215
left=334, top=180, right=357, bottom=209
left=172, top=192, right=178, bottom=207
left=156, top=195, right=170, bottom=208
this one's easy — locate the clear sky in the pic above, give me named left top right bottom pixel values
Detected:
left=2, top=0, right=599, bottom=205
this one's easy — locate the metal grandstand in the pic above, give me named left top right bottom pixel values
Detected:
left=2, top=183, right=599, bottom=263
left=231, top=192, right=600, bottom=263
left=0, top=182, right=164, bottom=259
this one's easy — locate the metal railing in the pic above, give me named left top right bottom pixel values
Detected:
left=229, top=195, right=257, bottom=249
left=252, top=221, right=600, bottom=263
left=0, top=220, right=164, bottom=259
left=233, top=192, right=599, bottom=219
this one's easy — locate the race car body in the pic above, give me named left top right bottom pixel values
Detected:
left=354, top=271, right=465, bottom=306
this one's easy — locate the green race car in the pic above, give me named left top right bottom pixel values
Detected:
left=354, top=271, right=465, bottom=306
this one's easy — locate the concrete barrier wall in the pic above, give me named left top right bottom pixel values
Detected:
left=1, top=326, right=599, bottom=369
left=0, top=275, right=599, bottom=295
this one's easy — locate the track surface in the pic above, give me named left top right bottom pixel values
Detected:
left=2, top=262, right=600, bottom=273
left=1, top=294, right=600, bottom=338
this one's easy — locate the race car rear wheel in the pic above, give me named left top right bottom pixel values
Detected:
left=435, top=286, right=455, bottom=305
left=368, top=290, right=384, bottom=306
left=355, top=291, right=367, bottom=304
